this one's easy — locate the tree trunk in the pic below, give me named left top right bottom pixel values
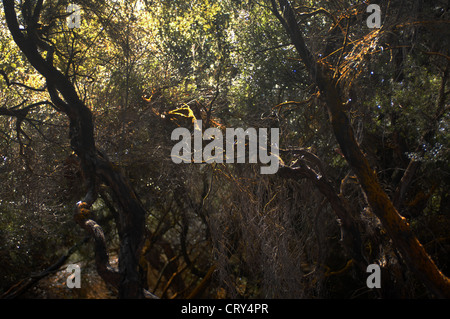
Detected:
left=270, top=0, right=450, bottom=298
left=2, top=0, right=146, bottom=298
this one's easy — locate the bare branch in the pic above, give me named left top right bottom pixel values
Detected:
left=0, top=70, right=47, bottom=92
left=0, top=237, right=89, bottom=299
left=277, top=159, right=364, bottom=266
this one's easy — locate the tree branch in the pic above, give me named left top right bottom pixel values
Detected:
left=277, top=159, right=364, bottom=266
left=3, top=0, right=147, bottom=298
left=271, top=0, right=450, bottom=298
left=0, top=236, right=89, bottom=299
left=0, top=70, right=47, bottom=92
left=74, top=201, right=121, bottom=286
left=394, top=62, right=449, bottom=209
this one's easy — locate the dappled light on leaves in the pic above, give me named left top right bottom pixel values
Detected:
left=0, top=0, right=449, bottom=299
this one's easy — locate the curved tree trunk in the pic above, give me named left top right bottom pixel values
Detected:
left=2, top=0, right=146, bottom=298
left=270, top=0, right=450, bottom=298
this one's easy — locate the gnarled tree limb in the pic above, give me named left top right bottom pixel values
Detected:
left=2, top=0, right=147, bottom=298
left=270, top=0, right=450, bottom=298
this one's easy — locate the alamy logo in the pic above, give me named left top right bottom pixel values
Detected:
left=366, top=264, right=381, bottom=288
left=67, top=4, right=81, bottom=29
left=366, top=4, right=381, bottom=29
left=171, top=120, right=280, bottom=174
left=66, top=4, right=381, bottom=30
left=66, top=264, right=81, bottom=288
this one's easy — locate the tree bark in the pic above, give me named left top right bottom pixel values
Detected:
left=2, top=0, right=146, bottom=298
left=270, top=0, right=450, bottom=298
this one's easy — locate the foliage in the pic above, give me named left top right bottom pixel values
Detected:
left=0, top=0, right=449, bottom=298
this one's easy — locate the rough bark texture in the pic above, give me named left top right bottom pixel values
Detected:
left=271, top=0, right=450, bottom=298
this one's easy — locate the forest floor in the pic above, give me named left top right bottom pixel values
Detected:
left=20, top=257, right=118, bottom=299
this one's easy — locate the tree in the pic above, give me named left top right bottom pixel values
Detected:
left=268, top=0, right=450, bottom=298
left=0, top=0, right=448, bottom=299
left=1, top=0, right=147, bottom=298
